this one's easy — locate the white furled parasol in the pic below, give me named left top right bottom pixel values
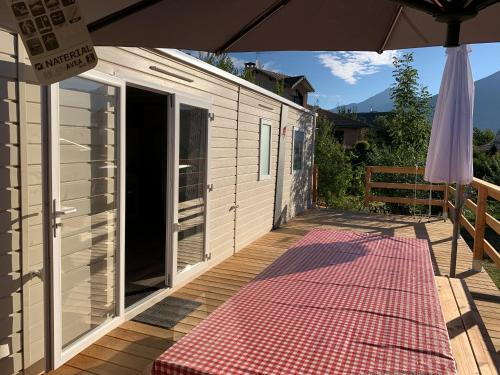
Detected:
left=424, top=45, right=474, bottom=277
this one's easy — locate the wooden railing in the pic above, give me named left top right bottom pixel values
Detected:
left=364, top=166, right=448, bottom=215
left=364, top=166, right=500, bottom=270
left=447, top=178, right=500, bottom=270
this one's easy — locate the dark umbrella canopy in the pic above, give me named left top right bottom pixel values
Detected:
left=1, top=0, right=500, bottom=52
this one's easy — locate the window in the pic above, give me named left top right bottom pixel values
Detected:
left=259, top=119, right=272, bottom=180
left=292, top=91, right=303, bottom=105
left=292, top=129, right=305, bottom=171
left=334, top=130, right=345, bottom=144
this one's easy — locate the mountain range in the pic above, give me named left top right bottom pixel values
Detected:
left=333, top=70, right=500, bottom=131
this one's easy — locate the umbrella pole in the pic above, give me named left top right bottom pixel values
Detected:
left=450, top=183, right=464, bottom=278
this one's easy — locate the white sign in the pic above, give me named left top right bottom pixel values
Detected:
left=6, top=0, right=97, bottom=85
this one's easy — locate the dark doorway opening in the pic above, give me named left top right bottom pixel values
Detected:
left=125, top=86, right=169, bottom=308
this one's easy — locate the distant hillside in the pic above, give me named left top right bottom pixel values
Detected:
left=333, top=71, right=500, bottom=131
left=335, top=88, right=393, bottom=113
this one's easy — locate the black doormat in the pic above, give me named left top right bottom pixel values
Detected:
left=132, top=296, right=202, bottom=329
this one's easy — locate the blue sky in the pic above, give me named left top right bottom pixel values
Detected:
left=228, top=43, right=500, bottom=109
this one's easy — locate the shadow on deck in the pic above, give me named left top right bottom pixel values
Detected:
left=49, top=209, right=500, bottom=375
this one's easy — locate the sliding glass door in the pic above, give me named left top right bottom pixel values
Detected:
left=168, top=96, right=211, bottom=285
left=50, top=72, right=124, bottom=366
left=49, top=74, right=211, bottom=367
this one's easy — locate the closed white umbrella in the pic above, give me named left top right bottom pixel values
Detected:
left=424, top=45, right=474, bottom=277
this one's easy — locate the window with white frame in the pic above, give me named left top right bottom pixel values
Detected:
left=292, top=128, right=305, bottom=172
left=259, top=119, right=272, bottom=180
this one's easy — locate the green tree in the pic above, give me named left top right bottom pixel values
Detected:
left=388, top=53, right=432, bottom=165
left=365, top=114, right=392, bottom=147
left=315, top=115, right=352, bottom=203
left=337, top=105, right=358, bottom=120
left=473, top=127, right=495, bottom=146
left=474, top=148, right=500, bottom=185
left=275, top=79, right=285, bottom=96
left=199, top=52, right=259, bottom=84
left=241, top=68, right=256, bottom=83
left=199, top=52, right=239, bottom=75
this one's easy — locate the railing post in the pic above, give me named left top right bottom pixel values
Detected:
left=443, top=184, right=449, bottom=219
left=450, top=184, right=464, bottom=278
left=472, top=185, right=488, bottom=271
left=364, top=166, right=372, bottom=208
left=312, top=164, right=318, bottom=207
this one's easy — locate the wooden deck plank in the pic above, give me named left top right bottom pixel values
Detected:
left=66, top=354, right=140, bottom=375
left=436, top=276, right=481, bottom=375
left=80, top=345, right=152, bottom=372
left=48, top=209, right=499, bottom=375
left=449, top=278, right=499, bottom=375
left=121, top=321, right=185, bottom=340
left=48, top=365, right=95, bottom=375
left=94, top=336, right=165, bottom=361
left=106, top=328, right=174, bottom=351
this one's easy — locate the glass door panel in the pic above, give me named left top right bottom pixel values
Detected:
left=55, top=76, right=119, bottom=348
left=176, top=104, right=208, bottom=273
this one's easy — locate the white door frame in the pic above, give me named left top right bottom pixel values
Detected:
left=168, top=93, right=212, bottom=287
left=48, top=69, right=213, bottom=369
left=48, top=70, right=126, bottom=368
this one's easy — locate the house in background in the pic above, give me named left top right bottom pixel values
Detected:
left=313, top=107, right=371, bottom=148
left=244, top=62, right=315, bottom=107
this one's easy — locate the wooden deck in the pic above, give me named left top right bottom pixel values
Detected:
left=49, top=209, right=500, bottom=375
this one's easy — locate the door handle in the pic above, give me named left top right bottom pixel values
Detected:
left=53, top=200, right=76, bottom=237
left=54, top=206, right=77, bottom=217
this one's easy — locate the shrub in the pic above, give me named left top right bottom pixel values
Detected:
left=315, top=115, right=352, bottom=201
left=354, top=140, right=370, bottom=153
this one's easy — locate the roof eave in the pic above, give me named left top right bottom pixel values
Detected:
left=290, top=77, right=315, bottom=92
left=149, top=48, right=314, bottom=114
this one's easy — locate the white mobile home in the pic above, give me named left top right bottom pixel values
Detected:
left=0, top=29, right=315, bottom=374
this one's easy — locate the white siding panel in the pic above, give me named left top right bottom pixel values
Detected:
left=96, top=47, right=240, bottom=261
left=234, top=89, right=281, bottom=251
left=281, top=108, right=314, bottom=222
left=0, top=29, right=23, bottom=375
left=7, top=43, right=313, bottom=375
left=21, top=45, right=46, bottom=371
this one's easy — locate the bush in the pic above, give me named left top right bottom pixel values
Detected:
left=325, top=194, right=364, bottom=211
left=474, top=149, right=500, bottom=185
left=473, top=127, right=495, bottom=146
left=354, top=140, right=370, bottom=153
left=315, top=115, right=352, bottom=201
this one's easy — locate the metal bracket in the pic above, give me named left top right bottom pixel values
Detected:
left=208, top=113, right=215, bottom=122
left=204, top=253, right=212, bottom=261
left=207, top=183, right=214, bottom=192
left=28, top=269, right=43, bottom=281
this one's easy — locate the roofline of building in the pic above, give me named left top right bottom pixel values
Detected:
left=289, top=76, right=315, bottom=92
left=150, top=48, right=314, bottom=114
left=312, top=106, right=370, bottom=129
left=255, top=68, right=315, bottom=92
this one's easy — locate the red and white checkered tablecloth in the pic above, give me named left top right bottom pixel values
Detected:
left=153, top=230, right=456, bottom=375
